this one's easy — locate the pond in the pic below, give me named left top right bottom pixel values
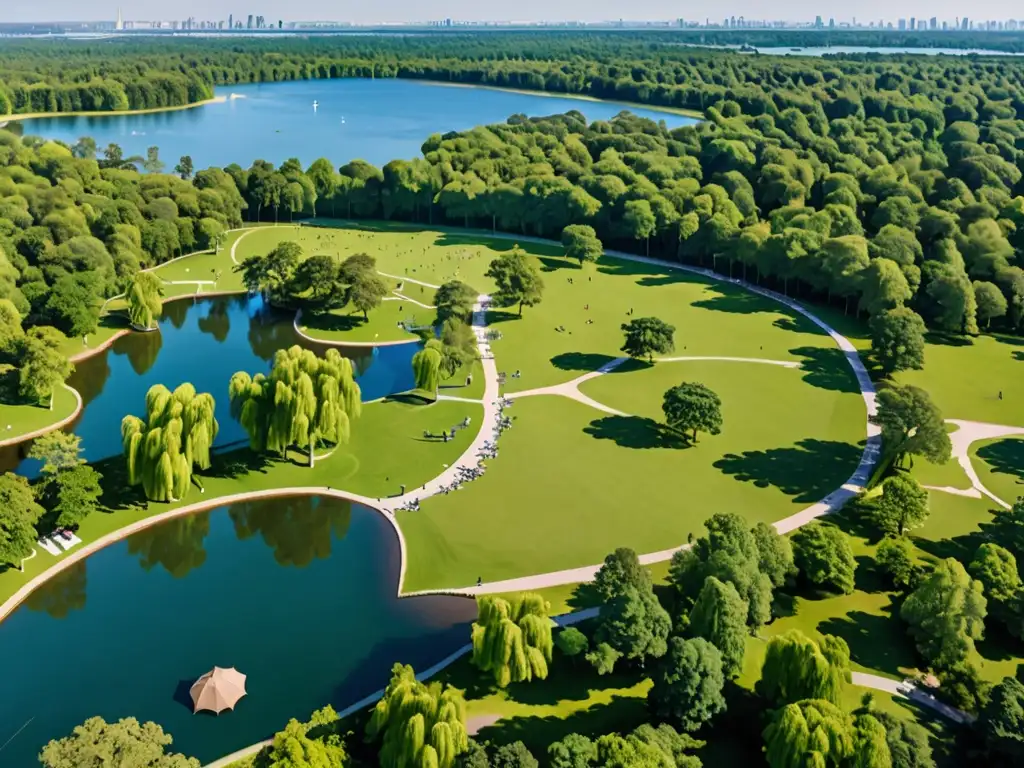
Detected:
left=0, top=495, right=476, bottom=765
left=1, top=294, right=418, bottom=474
left=10, top=78, right=699, bottom=169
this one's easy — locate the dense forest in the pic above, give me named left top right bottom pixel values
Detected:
left=4, top=33, right=1024, bottom=115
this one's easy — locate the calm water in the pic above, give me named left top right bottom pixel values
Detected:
left=0, top=496, right=476, bottom=764
left=12, top=79, right=698, bottom=169
left=2, top=294, right=418, bottom=473
left=691, top=43, right=1023, bottom=57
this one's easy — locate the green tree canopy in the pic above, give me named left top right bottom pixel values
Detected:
left=978, top=676, right=1024, bottom=766
left=0, top=472, right=45, bottom=569
left=793, top=523, right=857, bottom=594
left=39, top=716, right=199, bottom=768
left=485, top=247, right=544, bottom=316
left=434, top=280, right=478, bottom=323
left=620, top=317, right=676, bottom=362
left=592, top=546, right=652, bottom=603
left=471, top=593, right=553, bottom=688
left=869, top=307, right=926, bottom=375
left=870, top=385, right=952, bottom=468
left=412, top=342, right=444, bottom=396
left=561, top=224, right=604, bottom=266
left=757, top=630, right=851, bottom=708
left=876, top=537, right=917, bottom=591
left=873, top=474, right=930, bottom=536
left=662, top=381, right=723, bottom=443
left=901, top=557, right=987, bottom=669
left=126, top=271, right=165, bottom=330
left=594, top=584, right=671, bottom=668
left=763, top=699, right=853, bottom=768
left=688, top=575, right=748, bottom=678
left=648, top=636, right=727, bottom=732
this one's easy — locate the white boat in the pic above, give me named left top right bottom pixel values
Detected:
left=341, top=116, right=346, bottom=124
left=312, top=100, right=319, bottom=111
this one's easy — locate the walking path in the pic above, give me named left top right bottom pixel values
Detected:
left=292, top=308, right=422, bottom=348
left=850, top=672, right=974, bottom=725
left=946, top=419, right=1024, bottom=509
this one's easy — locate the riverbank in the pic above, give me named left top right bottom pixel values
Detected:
left=0, top=95, right=229, bottom=124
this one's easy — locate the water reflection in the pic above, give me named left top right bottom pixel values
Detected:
left=128, top=514, right=211, bottom=579
left=198, top=300, right=231, bottom=342
left=229, top=495, right=352, bottom=568
left=25, top=561, right=87, bottom=619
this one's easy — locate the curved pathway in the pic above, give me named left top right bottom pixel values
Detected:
left=292, top=308, right=422, bottom=349
left=947, top=419, right=1024, bottom=509
left=0, top=384, right=83, bottom=450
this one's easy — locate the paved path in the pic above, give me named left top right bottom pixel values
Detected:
left=851, top=672, right=974, bottom=725
left=378, top=271, right=441, bottom=290
left=947, top=419, right=1024, bottom=509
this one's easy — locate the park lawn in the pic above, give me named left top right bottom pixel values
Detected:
left=896, top=333, right=1024, bottom=425
left=0, top=385, right=79, bottom=443
left=0, top=398, right=480, bottom=606
left=399, top=359, right=864, bottom=592
left=489, top=254, right=856, bottom=391
left=907, top=453, right=973, bottom=491
left=972, top=436, right=1024, bottom=507
left=58, top=316, right=127, bottom=360
left=151, top=248, right=244, bottom=297
left=300, top=286, right=435, bottom=344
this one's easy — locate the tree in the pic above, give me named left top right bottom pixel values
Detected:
left=978, top=676, right=1024, bottom=766
left=412, top=342, right=443, bottom=396
left=624, top=199, right=657, bottom=256
left=266, top=717, right=346, bottom=768
left=548, top=734, right=597, bottom=768
left=143, top=146, right=165, bottom=173
left=974, top=280, right=1008, bottom=329
left=876, top=537, right=917, bottom=590
left=28, top=431, right=84, bottom=476
left=859, top=257, right=911, bottom=316
left=870, top=385, right=952, bottom=468
left=793, top=524, right=857, bottom=594
left=51, top=464, right=104, bottom=528
left=174, top=155, right=194, bottom=180
left=874, top=711, right=935, bottom=768
left=555, top=627, right=589, bottom=663
left=585, top=642, right=621, bottom=675
left=620, top=317, right=675, bottom=363
left=688, top=576, right=748, bottom=678
left=457, top=740, right=490, bottom=768
left=20, top=326, right=73, bottom=409
left=662, top=382, right=723, bottom=443
left=595, top=585, right=671, bottom=667
left=596, top=724, right=702, bottom=768
left=874, top=475, right=930, bottom=536
left=435, top=280, right=478, bottom=323
left=471, top=593, right=553, bottom=687
left=753, top=521, right=797, bottom=588
left=757, top=630, right=851, bottom=707
left=229, top=346, right=361, bottom=467
left=347, top=271, right=389, bottom=320
left=763, top=699, right=853, bottom=768
left=366, top=663, right=469, bottom=768
left=561, top=224, right=603, bottom=266
left=485, top=247, right=544, bottom=316
left=901, top=557, right=987, bottom=669
left=39, top=716, right=198, bottom=768
left=0, top=473, right=45, bottom=569
left=592, top=547, right=652, bottom=603
left=126, top=271, right=165, bottom=330
left=237, top=241, right=302, bottom=303
left=648, top=636, right=726, bottom=732
left=869, top=307, right=926, bottom=375
left=45, top=274, right=101, bottom=339
left=121, top=383, right=219, bottom=502
left=492, top=742, right=538, bottom=768
left=851, top=712, right=894, bottom=768
left=969, top=543, right=1022, bottom=633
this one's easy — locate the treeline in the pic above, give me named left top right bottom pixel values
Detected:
left=5, top=34, right=1024, bottom=116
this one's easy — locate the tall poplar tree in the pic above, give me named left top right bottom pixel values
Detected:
left=126, top=271, right=164, bottom=330
left=471, top=593, right=553, bottom=688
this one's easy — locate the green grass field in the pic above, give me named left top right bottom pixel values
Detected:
left=972, top=436, right=1024, bottom=507
left=0, top=385, right=79, bottom=443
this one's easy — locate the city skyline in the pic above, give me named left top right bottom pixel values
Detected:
left=5, top=1, right=1024, bottom=25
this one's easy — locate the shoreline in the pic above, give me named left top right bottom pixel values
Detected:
left=0, top=384, right=84, bottom=449
left=0, top=95, right=229, bottom=124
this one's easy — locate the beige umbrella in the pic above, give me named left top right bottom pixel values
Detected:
left=190, top=667, right=247, bottom=715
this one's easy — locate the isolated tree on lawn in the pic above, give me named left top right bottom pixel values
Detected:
left=663, top=382, right=723, bottom=443
left=561, top=224, right=603, bottom=267
left=412, top=340, right=443, bottom=396
left=874, top=474, right=930, bottom=536
left=688, top=576, right=748, bottom=678
left=757, top=630, right=851, bottom=708
left=870, top=385, right=951, bottom=469
left=869, top=306, right=926, bottom=375
left=763, top=699, right=853, bottom=768
left=621, top=317, right=675, bottom=363
left=229, top=346, right=361, bottom=467
left=901, top=557, right=987, bottom=669
left=434, top=280, right=478, bottom=323
left=0, top=473, right=45, bottom=570
left=793, top=524, right=857, bottom=595
left=121, top=383, right=219, bottom=502
left=126, top=271, right=164, bottom=331
left=471, top=593, right=553, bottom=687
left=19, top=326, right=73, bottom=409
left=366, top=663, right=469, bottom=768
left=347, top=271, right=390, bottom=320
left=648, top=636, right=727, bottom=732
left=485, top=246, right=544, bottom=316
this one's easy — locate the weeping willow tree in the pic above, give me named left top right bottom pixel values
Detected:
left=229, top=345, right=361, bottom=467
left=366, top=663, right=469, bottom=768
left=412, top=340, right=443, bottom=396
left=126, top=272, right=164, bottom=330
left=121, top=383, right=218, bottom=502
left=471, top=593, right=553, bottom=688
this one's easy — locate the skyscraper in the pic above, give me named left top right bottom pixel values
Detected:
left=115, top=7, right=123, bottom=30
left=229, top=13, right=233, bottom=29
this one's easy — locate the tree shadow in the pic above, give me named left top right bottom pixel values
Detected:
left=566, top=582, right=604, bottom=611
left=923, top=331, right=973, bottom=348
left=911, top=529, right=991, bottom=566
left=94, top=455, right=148, bottom=512
left=714, top=439, right=863, bottom=502
left=483, top=309, right=521, bottom=325
left=584, top=415, right=690, bottom=450
left=205, top=447, right=272, bottom=480
left=536, top=255, right=576, bottom=273
left=550, top=352, right=621, bottom=373
left=693, top=290, right=778, bottom=315
left=695, top=683, right=768, bottom=767
left=303, top=311, right=367, bottom=334
left=975, top=438, right=1024, bottom=491
left=976, top=624, right=1024, bottom=664
left=1014, top=351, right=1024, bottom=362
left=818, top=605, right=917, bottom=677
left=789, top=346, right=860, bottom=393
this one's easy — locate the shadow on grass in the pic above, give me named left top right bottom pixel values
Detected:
left=584, top=415, right=690, bottom=450
left=976, top=438, right=1024, bottom=489
left=384, top=391, right=437, bottom=406
left=303, top=311, right=367, bottom=334
left=790, top=346, right=861, bottom=394
left=924, top=331, right=973, bottom=348
left=550, top=351, right=622, bottom=373
left=695, top=683, right=768, bottom=767
left=714, top=439, right=862, bottom=503
left=693, top=289, right=778, bottom=315
left=818, top=603, right=917, bottom=677
left=484, top=309, right=522, bottom=325
left=1014, top=351, right=1024, bottom=362
left=536, top=255, right=576, bottom=273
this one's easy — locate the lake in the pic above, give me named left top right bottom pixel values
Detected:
left=0, top=495, right=476, bottom=765
left=10, top=79, right=698, bottom=170
left=687, top=43, right=1023, bottom=57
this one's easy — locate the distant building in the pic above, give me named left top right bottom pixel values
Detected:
left=228, top=13, right=233, bottom=29
left=246, top=14, right=253, bottom=29
left=898, top=18, right=906, bottom=30
left=115, top=7, right=123, bottom=30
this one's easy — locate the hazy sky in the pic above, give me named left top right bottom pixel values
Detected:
left=5, top=1, right=1023, bottom=24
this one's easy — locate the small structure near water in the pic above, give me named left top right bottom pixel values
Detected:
left=190, top=666, right=247, bottom=715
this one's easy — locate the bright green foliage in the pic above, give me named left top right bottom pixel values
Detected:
left=870, top=386, right=951, bottom=468
left=873, top=475, right=930, bottom=536
left=484, top=247, right=544, bottom=316
left=28, top=431, right=84, bottom=476
left=0, top=472, right=45, bottom=568
left=648, top=636, right=726, bottom=732
left=366, top=663, right=469, bottom=768
left=19, top=326, right=73, bottom=408
left=876, top=537, right=917, bottom=591
left=874, top=712, right=934, bottom=768
left=793, top=524, right=857, bottom=595
left=757, top=630, right=851, bottom=708
left=969, top=543, right=1023, bottom=635
left=869, top=307, right=927, bottom=375
left=752, top=521, right=796, bottom=588
left=620, top=316, right=676, bottom=362
left=859, top=258, right=911, bottom=317
left=412, top=344, right=443, bottom=395
left=237, top=241, right=302, bottom=303
left=851, top=713, right=893, bottom=768
left=548, top=734, right=597, bottom=768
left=595, top=585, right=671, bottom=667
left=561, top=224, right=603, bottom=266
left=471, top=593, right=553, bottom=688
left=901, top=557, right=987, bottom=669
left=51, top=464, right=104, bottom=528
left=592, top=547, right=652, bottom=602
left=554, top=627, right=589, bottom=661
left=763, top=699, right=853, bottom=768
left=229, top=346, right=360, bottom=465
left=121, top=383, right=219, bottom=502
left=585, top=642, right=621, bottom=675
left=126, top=271, right=164, bottom=330
left=688, top=576, right=748, bottom=678
left=491, top=742, right=538, bottom=768
left=434, top=280, right=478, bottom=323
left=662, top=381, right=722, bottom=443
left=39, top=716, right=199, bottom=768
left=978, top=676, right=1024, bottom=765
left=595, top=723, right=703, bottom=768
left=974, top=280, right=1008, bottom=329
left=266, top=718, right=347, bottom=768
left=347, top=271, right=390, bottom=319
